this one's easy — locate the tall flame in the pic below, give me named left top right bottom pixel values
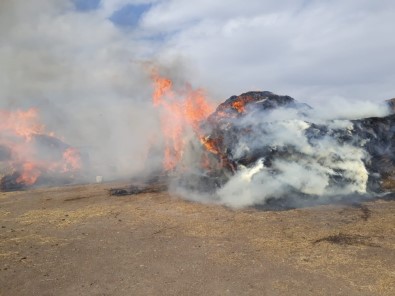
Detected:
left=151, top=69, right=215, bottom=170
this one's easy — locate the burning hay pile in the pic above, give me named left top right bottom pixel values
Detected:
left=189, top=91, right=395, bottom=207
left=0, top=109, right=83, bottom=191
left=3, top=70, right=395, bottom=209
left=113, top=72, right=395, bottom=208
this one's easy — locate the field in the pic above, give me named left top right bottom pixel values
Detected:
left=0, top=183, right=394, bottom=295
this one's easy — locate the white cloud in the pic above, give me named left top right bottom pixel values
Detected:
left=141, top=0, right=395, bottom=103
left=3, top=0, right=394, bottom=107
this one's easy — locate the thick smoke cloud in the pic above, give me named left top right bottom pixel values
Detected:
left=216, top=118, right=370, bottom=208
left=174, top=99, right=390, bottom=209
left=1, top=1, right=394, bottom=204
left=0, top=0, right=162, bottom=180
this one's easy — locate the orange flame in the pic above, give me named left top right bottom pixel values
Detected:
left=232, top=100, right=246, bottom=113
left=0, top=108, right=44, bottom=140
left=153, top=76, right=173, bottom=106
left=200, top=137, right=219, bottom=155
left=16, top=162, right=41, bottom=185
left=0, top=108, right=82, bottom=187
left=63, top=147, right=82, bottom=172
left=231, top=95, right=257, bottom=113
left=151, top=69, right=215, bottom=170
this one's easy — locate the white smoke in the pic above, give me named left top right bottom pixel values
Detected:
left=174, top=97, right=390, bottom=209
left=216, top=119, right=369, bottom=208
left=308, top=97, right=390, bottom=120
left=0, top=0, right=163, bottom=181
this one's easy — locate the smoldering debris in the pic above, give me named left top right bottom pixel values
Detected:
left=170, top=90, right=395, bottom=208
left=0, top=172, right=25, bottom=192
left=313, top=233, right=380, bottom=247
left=109, top=174, right=169, bottom=196
left=0, top=129, right=84, bottom=192
left=109, top=89, right=395, bottom=209
left=109, top=183, right=168, bottom=196
left=386, top=98, right=395, bottom=113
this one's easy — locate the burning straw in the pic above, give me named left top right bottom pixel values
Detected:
left=0, top=108, right=82, bottom=191
left=111, top=70, right=394, bottom=209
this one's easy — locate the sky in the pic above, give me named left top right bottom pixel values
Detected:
left=1, top=0, right=395, bottom=108
left=141, top=0, right=395, bottom=103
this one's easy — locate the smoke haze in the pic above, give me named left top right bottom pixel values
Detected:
left=1, top=1, right=395, bottom=207
left=0, top=0, right=163, bottom=180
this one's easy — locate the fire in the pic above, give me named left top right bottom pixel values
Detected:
left=152, top=75, right=173, bottom=106
left=63, top=147, right=82, bottom=172
left=150, top=70, right=264, bottom=173
left=200, top=136, right=219, bottom=155
left=232, top=100, right=246, bottom=113
left=0, top=108, right=82, bottom=188
left=16, top=162, right=40, bottom=185
left=230, top=95, right=257, bottom=113
left=150, top=69, right=215, bottom=170
left=0, top=108, right=45, bottom=140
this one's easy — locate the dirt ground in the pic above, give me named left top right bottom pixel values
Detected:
left=0, top=183, right=394, bottom=296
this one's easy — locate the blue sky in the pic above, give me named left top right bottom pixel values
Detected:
left=73, top=0, right=151, bottom=27
left=73, top=0, right=100, bottom=11
left=110, top=3, right=151, bottom=27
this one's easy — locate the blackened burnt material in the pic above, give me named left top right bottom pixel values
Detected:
left=206, top=91, right=310, bottom=126
left=386, top=98, right=395, bottom=113
left=353, top=114, right=395, bottom=191
left=109, top=174, right=169, bottom=196
left=199, top=91, right=395, bottom=194
left=0, top=172, right=26, bottom=192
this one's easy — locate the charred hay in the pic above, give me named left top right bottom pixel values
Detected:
left=0, top=172, right=26, bottom=192
left=115, top=91, right=395, bottom=202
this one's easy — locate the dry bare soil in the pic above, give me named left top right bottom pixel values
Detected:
left=0, top=183, right=394, bottom=295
